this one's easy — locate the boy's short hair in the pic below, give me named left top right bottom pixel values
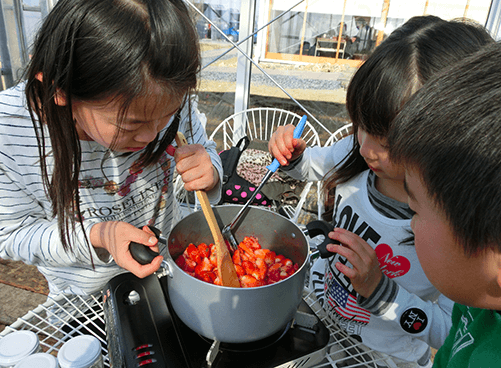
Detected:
left=388, top=42, right=501, bottom=256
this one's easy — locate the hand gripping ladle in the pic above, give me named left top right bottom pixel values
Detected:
left=222, top=115, right=307, bottom=250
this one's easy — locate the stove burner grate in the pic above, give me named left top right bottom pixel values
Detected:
left=200, top=320, right=292, bottom=353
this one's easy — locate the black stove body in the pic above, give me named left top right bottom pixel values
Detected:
left=103, top=273, right=330, bottom=368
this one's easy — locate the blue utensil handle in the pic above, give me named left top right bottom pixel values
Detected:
left=266, top=115, right=307, bottom=173
left=293, top=115, right=307, bottom=139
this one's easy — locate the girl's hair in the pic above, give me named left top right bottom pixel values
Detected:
left=388, top=42, right=501, bottom=255
left=24, top=0, right=200, bottom=252
left=321, top=15, right=493, bottom=221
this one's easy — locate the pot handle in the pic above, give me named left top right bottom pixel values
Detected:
left=129, top=241, right=174, bottom=279
left=305, top=220, right=338, bottom=259
left=129, top=225, right=162, bottom=265
left=129, top=241, right=159, bottom=265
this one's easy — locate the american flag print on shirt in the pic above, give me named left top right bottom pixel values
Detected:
left=326, top=278, right=372, bottom=324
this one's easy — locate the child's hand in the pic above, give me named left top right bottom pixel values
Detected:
left=268, top=124, right=307, bottom=166
left=326, top=228, right=383, bottom=298
left=90, top=221, right=163, bottom=278
left=175, top=144, right=219, bottom=192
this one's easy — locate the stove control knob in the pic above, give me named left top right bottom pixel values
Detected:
left=126, top=290, right=141, bottom=305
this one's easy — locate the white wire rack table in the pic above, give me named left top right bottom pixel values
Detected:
left=0, top=289, right=398, bottom=368
left=302, top=289, right=398, bottom=368
left=0, top=293, right=109, bottom=367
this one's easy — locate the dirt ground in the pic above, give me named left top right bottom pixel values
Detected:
left=197, top=91, right=350, bottom=143
left=199, top=41, right=355, bottom=73
left=196, top=42, right=355, bottom=145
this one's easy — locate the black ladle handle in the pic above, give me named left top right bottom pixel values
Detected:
left=305, top=220, right=338, bottom=259
left=129, top=225, right=162, bottom=265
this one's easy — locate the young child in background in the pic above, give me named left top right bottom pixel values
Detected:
left=387, top=41, right=501, bottom=368
left=0, top=0, right=222, bottom=296
left=268, top=16, right=493, bottom=367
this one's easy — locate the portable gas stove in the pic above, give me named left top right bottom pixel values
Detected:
left=103, top=272, right=331, bottom=368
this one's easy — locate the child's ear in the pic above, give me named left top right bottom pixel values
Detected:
left=53, top=89, right=67, bottom=106
left=496, top=253, right=501, bottom=290
left=497, top=266, right=501, bottom=288
left=35, top=72, right=67, bottom=106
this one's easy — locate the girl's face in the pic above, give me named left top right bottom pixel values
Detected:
left=357, top=128, right=404, bottom=181
left=71, top=88, right=182, bottom=152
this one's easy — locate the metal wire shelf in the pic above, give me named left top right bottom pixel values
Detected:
left=0, top=288, right=398, bottom=368
left=0, top=293, right=109, bottom=367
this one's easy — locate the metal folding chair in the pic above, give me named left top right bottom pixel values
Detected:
left=209, top=107, right=321, bottom=224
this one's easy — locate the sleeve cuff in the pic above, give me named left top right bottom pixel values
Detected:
left=280, top=153, right=304, bottom=172
left=357, top=275, right=399, bottom=316
left=204, top=163, right=223, bottom=204
left=94, top=247, right=112, bottom=263
left=83, top=220, right=113, bottom=264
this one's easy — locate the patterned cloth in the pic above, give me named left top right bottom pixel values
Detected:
left=236, top=148, right=284, bottom=186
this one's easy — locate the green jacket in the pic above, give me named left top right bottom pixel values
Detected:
left=433, top=303, right=501, bottom=367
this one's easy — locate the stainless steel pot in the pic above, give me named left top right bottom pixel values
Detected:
left=163, top=205, right=309, bottom=344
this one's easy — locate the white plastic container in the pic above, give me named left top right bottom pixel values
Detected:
left=14, top=353, right=59, bottom=368
left=0, top=331, right=41, bottom=367
left=57, top=335, right=103, bottom=368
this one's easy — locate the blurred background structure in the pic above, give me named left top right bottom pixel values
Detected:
left=1, top=0, right=500, bottom=141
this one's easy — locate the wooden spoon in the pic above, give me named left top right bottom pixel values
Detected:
left=175, top=132, right=241, bottom=288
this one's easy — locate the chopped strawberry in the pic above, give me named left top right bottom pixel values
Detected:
left=242, top=260, right=256, bottom=275
left=213, top=275, right=222, bottom=286
left=264, top=251, right=277, bottom=266
left=197, top=243, right=211, bottom=258
left=174, top=236, right=299, bottom=287
left=186, top=244, right=201, bottom=264
left=254, top=248, right=269, bottom=259
left=240, top=275, right=264, bottom=288
left=275, top=254, right=286, bottom=264
left=184, top=259, right=197, bottom=273
left=267, top=263, right=282, bottom=282
left=209, top=244, right=218, bottom=267
left=235, top=264, right=246, bottom=277
left=195, top=257, right=213, bottom=277
left=232, top=249, right=242, bottom=265
left=175, top=254, right=186, bottom=269
left=253, top=258, right=267, bottom=281
left=198, top=271, right=217, bottom=284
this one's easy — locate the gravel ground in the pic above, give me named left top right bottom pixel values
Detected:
left=200, top=41, right=356, bottom=91
left=197, top=42, right=355, bottom=142
left=201, top=68, right=344, bottom=90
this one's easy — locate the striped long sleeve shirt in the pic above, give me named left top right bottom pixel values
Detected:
left=0, top=83, right=222, bottom=296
